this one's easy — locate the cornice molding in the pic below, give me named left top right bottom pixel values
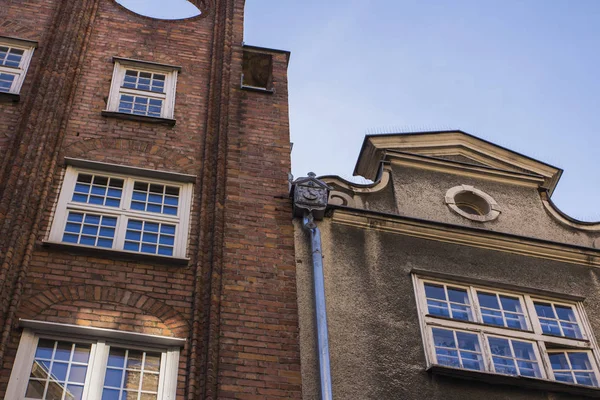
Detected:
left=540, top=192, right=600, bottom=232
left=387, top=151, right=545, bottom=188
left=355, top=131, right=562, bottom=195
left=331, top=208, right=600, bottom=267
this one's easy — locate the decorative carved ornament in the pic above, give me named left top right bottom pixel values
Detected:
left=292, top=172, right=331, bottom=220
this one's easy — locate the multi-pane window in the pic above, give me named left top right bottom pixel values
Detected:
left=106, top=59, right=178, bottom=119
left=48, top=164, right=192, bottom=258
left=534, top=301, right=583, bottom=339
left=25, top=339, right=91, bottom=400
left=5, top=327, right=181, bottom=400
left=549, top=351, right=600, bottom=386
left=424, top=283, right=473, bottom=321
left=477, top=291, right=527, bottom=330
left=414, top=276, right=600, bottom=388
left=102, top=348, right=162, bottom=400
left=431, top=328, right=483, bottom=371
left=487, top=337, right=541, bottom=377
left=0, top=37, right=36, bottom=94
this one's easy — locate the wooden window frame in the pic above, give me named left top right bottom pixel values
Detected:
left=413, top=274, right=600, bottom=389
left=5, top=323, right=181, bottom=400
left=0, top=36, right=36, bottom=95
left=47, top=164, right=193, bottom=259
left=105, top=59, right=178, bottom=120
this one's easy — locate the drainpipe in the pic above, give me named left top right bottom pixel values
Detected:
left=292, top=173, right=333, bottom=400
left=303, top=212, right=333, bottom=400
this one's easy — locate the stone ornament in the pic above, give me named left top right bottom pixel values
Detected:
left=445, top=184, right=501, bottom=222
left=292, top=172, right=331, bottom=220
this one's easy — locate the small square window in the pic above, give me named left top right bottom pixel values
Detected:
left=0, top=36, right=36, bottom=95
left=48, top=164, right=192, bottom=259
left=105, top=59, right=179, bottom=120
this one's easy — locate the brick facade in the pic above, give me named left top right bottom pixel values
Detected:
left=0, top=0, right=301, bottom=399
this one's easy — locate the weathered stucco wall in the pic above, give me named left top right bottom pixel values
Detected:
left=390, top=164, right=600, bottom=248
left=295, top=218, right=600, bottom=399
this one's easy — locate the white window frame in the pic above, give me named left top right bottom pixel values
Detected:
left=48, top=164, right=193, bottom=259
left=4, top=321, right=182, bottom=400
left=413, top=275, right=600, bottom=387
left=0, top=36, right=36, bottom=94
left=105, top=58, right=179, bottom=119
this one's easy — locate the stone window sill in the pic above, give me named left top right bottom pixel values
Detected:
left=240, top=84, right=274, bottom=94
left=429, top=365, right=600, bottom=398
left=42, top=241, right=189, bottom=266
left=101, top=110, right=176, bottom=126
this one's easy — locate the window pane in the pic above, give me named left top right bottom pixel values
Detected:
left=73, top=173, right=122, bottom=207
left=103, top=348, right=163, bottom=399
left=447, top=287, right=469, bottom=304
left=488, top=337, right=511, bottom=357
left=575, top=372, right=598, bottom=387
left=424, top=284, right=446, bottom=300
left=512, top=341, right=535, bottom=361
left=62, top=212, right=116, bottom=248
left=550, top=351, right=598, bottom=387
left=549, top=353, right=570, bottom=370
left=433, top=328, right=455, bottom=348
left=499, top=296, right=522, bottom=313
left=555, top=305, right=577, bottom=322
left=28, top=340, right=90, bottom=400
left=569, top=352, right=593, bottom=370
left=477, top=292, right=499, bottom=309
left=535, top=302, right=583, bottom=338
left=0, top=73, right=15, bottom=92
left=534, top=302, right=555, bottom=318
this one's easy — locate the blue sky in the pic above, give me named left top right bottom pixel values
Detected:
left=117, top=0, right=600, bottom=221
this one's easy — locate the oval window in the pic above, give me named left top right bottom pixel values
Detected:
left=115, top=0, right=201, bottom=20
left=445, top=185, right=500, bottom=222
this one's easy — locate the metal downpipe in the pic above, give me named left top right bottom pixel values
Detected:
left=303, top=212, right=333, bottom=400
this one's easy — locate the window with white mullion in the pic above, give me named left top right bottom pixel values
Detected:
left=423, top=282, right=474, bottom=322
left=106, top=60, right=178, bottom=119
left=548, top=350, right=600, bottom=387
left=487, top=335, right=543, bottom=378
left=430, top=327, right=484, bottom=371
left=0, top=38, right=35, bottom=94
left=476, top=290, right=529, bottom=330
left=533, top=300, right=585, bottom=339
left=49, top=165, right=191, bottom=258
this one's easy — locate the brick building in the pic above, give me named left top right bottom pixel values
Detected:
left=0, top=1, right=302, bottom=399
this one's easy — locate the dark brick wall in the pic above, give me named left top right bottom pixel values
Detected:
left=0, top=1, right=302, bottom=399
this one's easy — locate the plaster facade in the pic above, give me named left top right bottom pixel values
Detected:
left=294, top=131, right=600, bottom=399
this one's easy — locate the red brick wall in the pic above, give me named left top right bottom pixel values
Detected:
left=0, top=0, right=302, bottom=399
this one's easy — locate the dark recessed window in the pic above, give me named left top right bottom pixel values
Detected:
left=242, top=51, right=273, bottom=91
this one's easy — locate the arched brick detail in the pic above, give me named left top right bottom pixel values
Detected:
left=18, top=285, right=190, bottom=338
left=61, top=138, right=197, bottom=174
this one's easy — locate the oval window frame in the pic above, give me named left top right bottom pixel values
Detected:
left=445, top=185, right=501, bottom=222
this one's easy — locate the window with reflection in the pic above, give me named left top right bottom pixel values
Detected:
left=48, top=164, right=192, bottom=258
left=8, top=332, right=179, bottom=400
left=415, top=276, right=599, bottom=388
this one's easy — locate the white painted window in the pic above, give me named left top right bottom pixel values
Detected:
left=48, top=163, right=193, bottom=259
left=414, top=275, right=600, bottom=387
left=5, top=323, right=181, bottom=400
left=0, top=36, right=36, bottom=94
left=106, top=58, right=179, bottom=119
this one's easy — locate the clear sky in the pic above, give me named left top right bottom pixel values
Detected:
left=117, top=0, right=600, bottom=222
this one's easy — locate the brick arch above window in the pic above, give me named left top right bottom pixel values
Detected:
left=62, top=138, right=197, bottom=175
left=18, top=285, right=190, bottom=338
